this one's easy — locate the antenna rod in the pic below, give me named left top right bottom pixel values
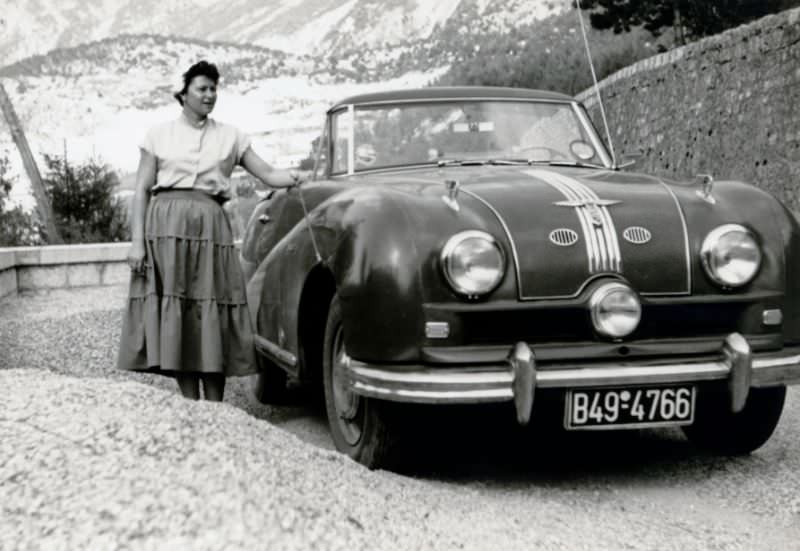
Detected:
left=296, top=183, right=323, bottom=264
left=575, top=0, right=617, bottom=166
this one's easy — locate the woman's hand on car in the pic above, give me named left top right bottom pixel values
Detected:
left=289, top=169, right=311, bottom=187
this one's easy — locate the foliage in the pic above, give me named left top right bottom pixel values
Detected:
left=42, top=154, right=129, bottom=243
left=578, top=0, right=800, bottom=45
left=0, top=156, right=42, bottom=246
left=436, top=12, right=662, bottom=95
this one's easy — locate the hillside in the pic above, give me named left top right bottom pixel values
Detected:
left=3, top=0, right=569, bottom=67
left=2, top=0, right=604, bottom=211
left=0, top=33, right=447, bottom=209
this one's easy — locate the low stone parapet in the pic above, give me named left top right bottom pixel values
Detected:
left=0, top=243, right=130, bottom=299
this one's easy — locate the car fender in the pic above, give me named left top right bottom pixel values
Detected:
left=669, top=179, right=785, bottom=295
left=247, top=186, right=428, bottom=369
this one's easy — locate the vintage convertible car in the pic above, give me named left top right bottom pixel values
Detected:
left=241, top=86, right=800, bottom=469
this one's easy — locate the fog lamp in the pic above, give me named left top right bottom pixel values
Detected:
left=590, top=282, right=641, bottom=338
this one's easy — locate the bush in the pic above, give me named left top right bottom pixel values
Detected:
left=42, top=154, right=130, bottom=243
left=0, top=156, right=42, bottom=247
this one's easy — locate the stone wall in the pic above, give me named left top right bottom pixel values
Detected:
left=577, top=8, right=800, bottom=212
left=0, top=243, right=130, bottom=299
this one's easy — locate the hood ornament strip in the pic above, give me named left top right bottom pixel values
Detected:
left=555, top=198, right=621, bottom=227
left=526, top=169, right=623, bottom=273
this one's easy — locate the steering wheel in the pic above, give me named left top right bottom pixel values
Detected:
left=515, top=145, right=569, bottom=161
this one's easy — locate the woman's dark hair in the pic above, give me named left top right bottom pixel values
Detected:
left=173, top=60, right=220, bottom=105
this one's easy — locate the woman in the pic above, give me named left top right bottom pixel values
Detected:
left=117, top=60, right=304, bottom=401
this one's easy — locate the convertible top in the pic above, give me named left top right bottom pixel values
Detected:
left=329, top=86, right=575, bottom=111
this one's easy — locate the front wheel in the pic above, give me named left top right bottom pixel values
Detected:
left=322, top=294, right=399, bottom=469
left=682, top=385, right=786, bottom=455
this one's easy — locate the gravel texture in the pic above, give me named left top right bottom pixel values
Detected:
left=2, top=286, right=800, bottom=550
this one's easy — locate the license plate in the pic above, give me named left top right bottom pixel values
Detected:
left=565, top=385, right=696, bottom=430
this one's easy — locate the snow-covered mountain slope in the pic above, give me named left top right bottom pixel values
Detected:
left=4, top=0, right=568, bottom=65
left=0, top=35, right=446, bottom=209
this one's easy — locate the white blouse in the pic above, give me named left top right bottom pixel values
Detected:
left=140, top=113, right=251, bottom=201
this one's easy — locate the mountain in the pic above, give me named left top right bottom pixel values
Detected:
left=1, top=0, right=572, bottom=209
left=0, top=33, right=449, bottom=209
left=3, top=0, right=568, bottom=66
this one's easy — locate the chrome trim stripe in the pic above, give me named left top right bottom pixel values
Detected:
left=565, top=172, right=622, bottom=272
left=595, top=226, right=609, bottom=271
left=254, top=335, right=297, bottom=368
left=655, top=181, right=691, bottom=295
left=347, top=104, right=355, bottom=176
left=347, top=97, right=575, bottom=108
left=545, top=174, right=597, bottom=272
left=537, top=362, right=728, bottom=386
left=528, top=169, right=623, bottom=274
left=600, top=202, right=622, bottom=271
left=540, top=171, right=603, bottom=270
left=352, top=383, right=512, bottom=404
left=754, top=353, right=800, bottom=369
left=345, top=348, right=800, bottom=404
left=350, top=365, right=513, bottom=385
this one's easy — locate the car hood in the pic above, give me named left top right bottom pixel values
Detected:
left=371, top=166, right=691, bottom=299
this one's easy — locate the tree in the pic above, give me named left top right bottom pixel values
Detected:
left=577, top=0, right=800, bottom=45
left=0, top=155, right=42, bottom=246
left=42, top=154, right=129, bottom=243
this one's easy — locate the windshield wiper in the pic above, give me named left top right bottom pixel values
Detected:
left=439, top=158, right=535, bottom=166
left=486, top=158, right=605, bottom=168
left=437, top=158, right=606, bottom=169
left=534, top=159, right=607, bottom=169
left=437, top=159, right=488, bottom=167
left=485, top=159, right=529, bottom=165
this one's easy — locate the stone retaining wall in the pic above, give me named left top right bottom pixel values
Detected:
left=577, top=8, right=800, bottom=212
left=0, top=243, right=129, bottom=299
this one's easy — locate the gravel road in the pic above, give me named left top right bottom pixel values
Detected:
left=2, top=286, right=800, bottom=550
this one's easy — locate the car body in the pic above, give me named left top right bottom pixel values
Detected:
left=241, top=86, right=800, bottom=469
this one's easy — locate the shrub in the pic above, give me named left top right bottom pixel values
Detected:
left=0, top=156, right=42, bottom=247
left=42, top=154, right=130, bottom=243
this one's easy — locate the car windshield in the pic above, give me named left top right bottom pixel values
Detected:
left=328, top=99, right=612, bottom=174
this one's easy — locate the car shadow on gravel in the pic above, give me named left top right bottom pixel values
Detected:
left=236, top=382, right=744, bottom=483
left=369, top=398, right=745, bottom=484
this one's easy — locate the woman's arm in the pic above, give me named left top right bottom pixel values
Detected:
left=127, top=149, right=157, bottom=273
left=240, top=147, right=306, bottom=188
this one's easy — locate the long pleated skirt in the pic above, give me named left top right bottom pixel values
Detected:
left=117, top=190, right=257, bottom=376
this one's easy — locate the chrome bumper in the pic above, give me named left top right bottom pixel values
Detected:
left=345, top=333, right=800, bottom=424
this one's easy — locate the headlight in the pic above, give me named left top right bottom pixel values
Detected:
left=441, top=230, right=505, bottom=297
left=589, top=282, right=641, bottom=338
left=701, top=224, right=761, bottom=288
